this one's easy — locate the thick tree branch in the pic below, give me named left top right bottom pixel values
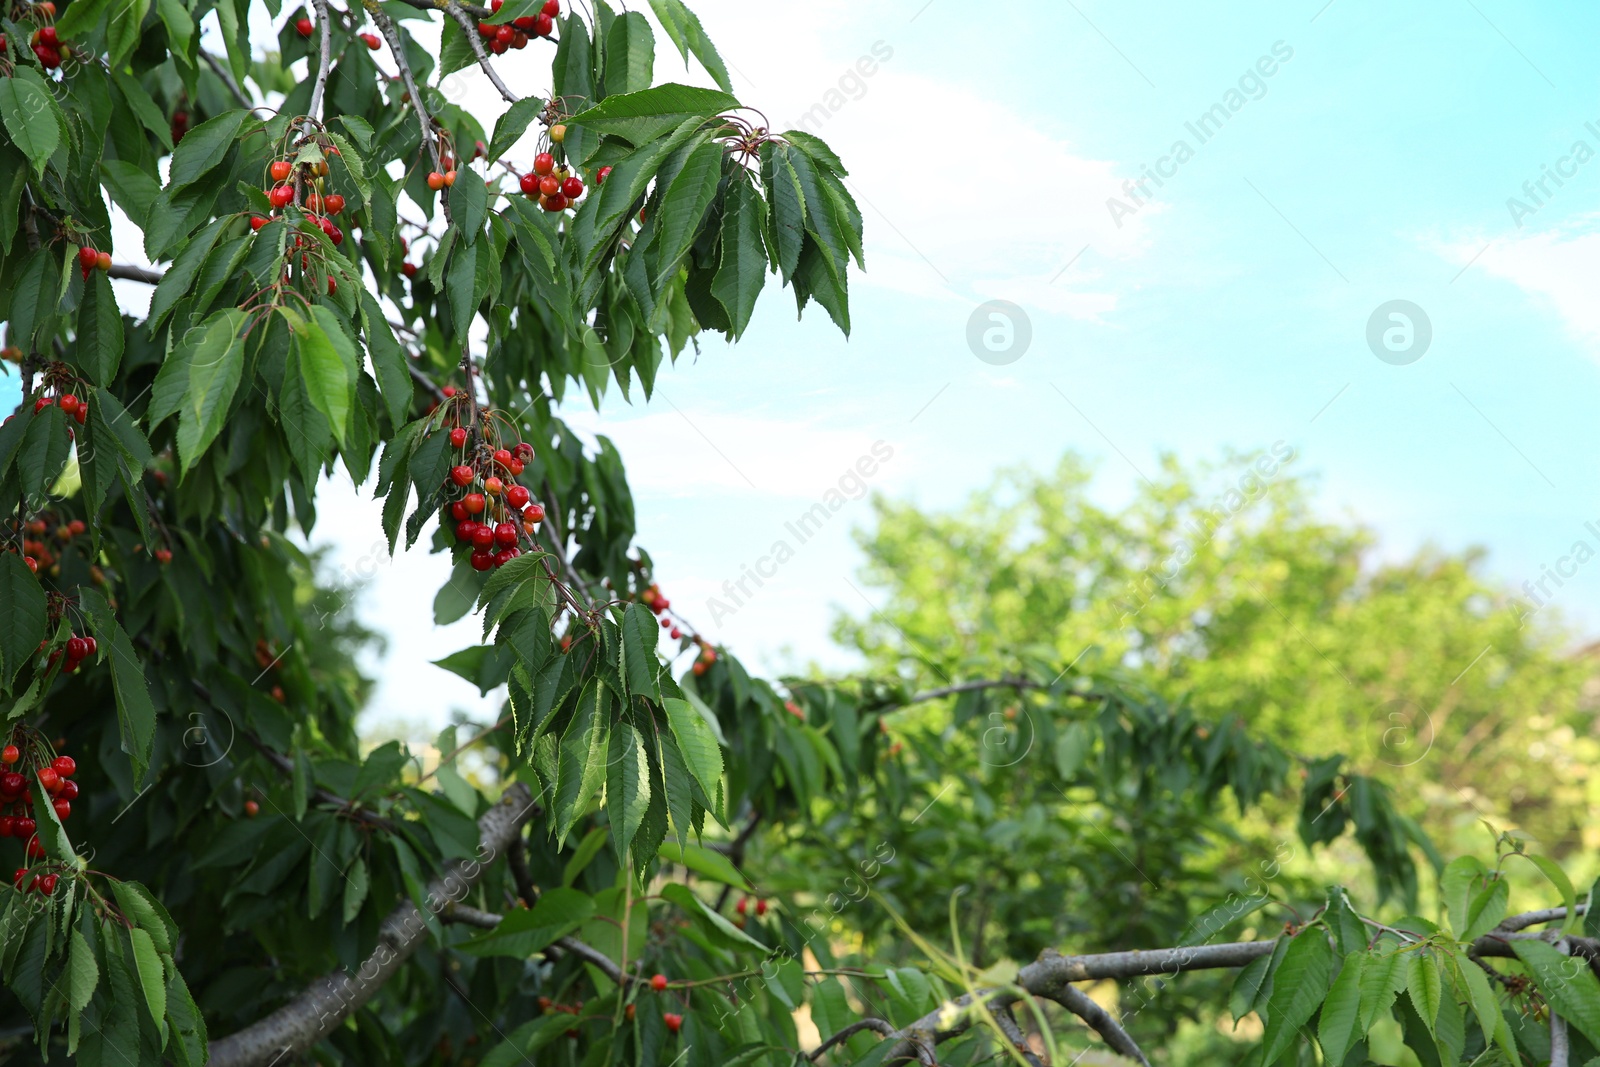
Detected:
left=1498, top=903, right=1588, bottom=932
left=442, top=902, right=502, bottom=928
left=992, top=1006, right=1045, bottom=1067
left=508, top=834, right=539, bottom=906
left=208, top=785, right=538, bottom=1067
left=441, top=1, right=519, bottom=104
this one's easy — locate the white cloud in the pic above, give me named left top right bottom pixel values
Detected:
left=1440, top=216, right=1600, bottom=343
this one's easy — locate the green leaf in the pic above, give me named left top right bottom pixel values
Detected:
left=488, top=97, right=544, bottom=163
left=78, top=270, right=126, bottom=386
left=1404, top=949, right=1442, bottom=1033
left=450, top=171, right=488, bottom=238
left=1358, top=946, right=1405, bottom=1030
left=567, top=83, right=736, bottom=146
left=650, top=139, right=722, bottom=282
left=0, top=69, right=62, bottom=173
left=1260, top=928, right=1333, bottom=1064
left=82, top=589, right=158, bottom=786
left=603, top=11, right=655, bottom=96
left=457, top=887, right=595, bottom=957
left=342, top=858, right=369, bottom=923
left=175, top=308, right=248, bottom=475
left=66, top=930, right=99, bottom=1013
left=291, top=306, right=358, bottom=447
left=438, top=16, right=477, bottom=78
left=167, top=110, right=251, bottom=191
left=106, top=0, right=152, bottom=65
left=656, top=840, right=751, bottom=890
left=1524, top=853, right=1579, bottom=933
left=360, top=293, right=411, bottom=429
left=127, top=927, right=167, bottom=1030
left=448, top=239, right=479, bottom=339
left=1458, top=956, right=1504, bottom=1051
left=30, top=774, right=72, bottom=860
left=1440, top=856, right=1486, bottom=936
left=712, top=179, right=766, bottom=338
left=109, top=69, right=174, bottom=153
left=110, top=881, right=175, bottom=953
left=620, top=603, right=660, bottom=701
left=1318, top=952, right=1364, bottom=1065
left=0, top=553, right=46, bottom=689
left=54, top=0, right=112, bottom=38
left=554, top=680, right=609, bottom=845
left=478, top=1017, right=572, bottom=1067
left=647, top=0, right=733, bottom=92
left=665, top=696, right=723, bottom=811
left=661, top=882, right=765, bottom=950
left=1461, top=878, right=1508, bottom=941
left=1511, top=939, right=1600, bottom=1047
left=606, top=720, right=650, bottom=865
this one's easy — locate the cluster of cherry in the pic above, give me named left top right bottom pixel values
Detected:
left=479, top=0, right=561, bottom=51
left=3, top=1, right=67, bottom=70
left=444, top=431, right=546, bottom=571
left=1, top=745, right=80, bottom=895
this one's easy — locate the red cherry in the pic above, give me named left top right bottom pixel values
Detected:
left=82, top=636, right=96, bottom=657
left=23, top=558, right=37, bottom=574
left=493, top=548, right=518, bottom=567
left=10, top=868, right=23, bottom=889
left=534, top=12, right=553, bottom=34
left=562, top=176, right=584, bottom=199
left=597, top=166, right=613, bottom=185
left=0, top=818, right=10, bottom=838
left=520, top=173, right=538, bottom=196
left=464, top=493, right=486, bottom=515
left=269, top=184, right=295, bottom=208
left=0, top=747, right=16, bottom=766
left=513, top=442, right=535, bottom=460
left=66, top=638, right=87, bottom=661
left=441, top=385, right=458, bottom=397
left=524, top=503, right=545, bottom=523
left=542, top=0, right=559, bottom=15
left=736, top=897, right=748, bottom=915
left=542, top=193, right=567, bottom=212
left=533, top=152, right=555, bottom=176
left=270, top=160, right=293, bottom=182
left=360, top=32, right=380, bottom=49
left=15, top=818, right=35, bottom=838
left=456, top=520, right=480, bottom=543
left=650, top=974, right=668, bottom=992
left=495, top=24, right=513, bottom=44
left=155, top=547, right=173, bottom=564
left=37, top=26, right=58, bottom=46
left=34, top=44, right=60, bottom=69
left=660, top=617, right=671, bottom=629
left=36, top=768, right=58, bottom=792
left=77, top=246, right=98, bottom=272
left=450, top=464, right=475, bottom=487
left=451, top=501, right=469, bottom=521
left=96, top=252, right=111, bottom=272
left=427, top=172, right=446, bottom=191
left=477, top=20, right=495, bottom=36
left=38, top=874, right=56, bottom=895
left=663, top=1013, right=682, bottom=1034
left=470, top=550, right=495, bottom=572
left=51, top=756, right=73, bottom=778
left=402, top=262, right=417, bottom=278
left=251, top=215, right=269, bottom=231
left=511, top=30, right=527, bottom=48
left=494, top=522, right=518, bottom=548
left=52, top=799, right=69, bottom=821
left=493, top=448, right=513, bottom=467
left=295, top=17, right=313, bottom=36
left=489, top=37, right=507, bottom=54
left=244, top=799, right=260, bottom=816
left=755, top=899, right=768, bottom=916
left=58, top=395, right=80, bottom=416
left=0, top=773, right=22, bottom=796
left=484, top=476, right=503, bottom=496
left=513, top=15, right=535, bottom=29
left=444, top=170, right=457, bottom=186
left=324, top=194, right=345, bottom=216
left=507, top=458, right=525, bottom=476
left=539, top=175, right=561, bottom=197
left=450, top=427, right=468, bottom=448
left=58, top=781, right=77, bottom=800
left=506, top=485, right=530, bottom=508
left=471, top=526, right=494, bottom=550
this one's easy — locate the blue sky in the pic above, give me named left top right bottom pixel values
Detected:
left=11, top=0, right=1600, bottom=733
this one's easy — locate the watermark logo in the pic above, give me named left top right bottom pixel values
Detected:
left=1366, top=300, right=1431, bottom=365
left=1368, top=698, right=1433, bottom=768
left=966, top=300, right=1031, bottom=365
left=788, top=41, right=894, bottom=134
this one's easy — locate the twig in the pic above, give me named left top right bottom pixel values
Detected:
left=369, top=2, right=450, bottom=224
left=508, top=834, right=539, bottom=907
left=202, top=50, right=252, bottom=108
left=992, top=1007, right=1045, bottom=1067
left=1552, top=1012, right=1570, bottom=1067
left=906, top=678, right=1044, bottom=705
left=441, top=1, right=519, bottom=104
left=442, top=902, right=502, bottom=929
left=806, top=1018, right=897, bottom=1061
left=107, top=263, right=163, bottom=285
left=306, top=0, right=334, bottom=128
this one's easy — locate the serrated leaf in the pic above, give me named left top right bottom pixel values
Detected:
left=291, top=307, right=358, bottom=447
left=81, top=590, right=157, bottom=786
left=664, top=696, right=722, bottom=810
left=342, top=858, right=369, bottom=923
left=449, top=171, right=488, bottom=238
left=0, top=553, right=46, bottom=689
left=78, top=270, right=125, bottom=386
left=1524, top=854, right=1579, bottom=934
left=175, top=308, right=248, bottom=475
left=1260, top=928, right=1333, bottom=1064
left=647, top=0, right=733, bottom=92
left=1512, top=939, right=1600, bottom=1047
left=167, top=110, right=251, bottom=191
left=553, top=680, right=609, bottom=845
left=656, top=840, right=750, bottom=890
left=1461, top=878, right=1508, bottom=941
left=1318, top=952, right=1364, bottom=1065
left=489, top=96, right=543, bottom=162
left=606, top=720, right=649, bottom=865
left=128, top=927, right=167, bottom=1030
left=712, top=179, right=766, bottom=337
left=603, top=11, right=654, bottom=96
left=567, top=83, right=736, bottom=146
left=1405, top=950, right=1442, bottom=1033
left=67, top=930, right=99, bottom=1012
left=0, top=70, right=61, bottom=173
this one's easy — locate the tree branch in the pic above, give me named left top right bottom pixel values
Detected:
left=992, top=1006, right=1045, bottom=1067
left=207, top=785, right=539, bottom=1067
left=905, top=677, right=1044, bottom=705
left=306, top=0, right=334, bottom=127
left=107, top=263, right=163, bottom=285
left=370, top=1, right=449, bottom=224
left=1045, top=985, right=1150, bottom=1067
left=806, top=1018, right=897, bottom=1061
left=1498, top=904, right=1588, bottom=933
left=202, top=50, right=252, bottom=109
left=441, top=1, right=519, bottom=104
left=508, top=834, right=539, bottom=907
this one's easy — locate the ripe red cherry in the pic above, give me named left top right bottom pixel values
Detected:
left=66, top=637, right=87, bottom=661
left=597, top=166, right=612, bottom=185
left=38, top=874, right=56, bottom=895
left=562, top=176, right=584, bottom=199
left=1, top=773, right=23, bottom=795
left=542, top=0, right=559, bottom=15
left=506, top=485, right=530, bottom=508
left=295, top=17, right=313, bottom=36
left=270, top=160, right=293, bottom=182
left=10, top=868, right=22, bottom=889
left=78, top=246, right=98, bottom=272
left=450, top=501, right=469, bottom=521
left=520, top=173, right=538, bottom=196
left=402, top=262, right=417, bottom=278
left=429, top=171, right=448, bottom=191
left=155, top=547, right=173, bottom=564
left=494, top=522, right=518, bottom=547
left=511, top=30, right=527, bottom=48
left=251, top=215, right=269, bottom=231
left=58, top=780, right=77, bottom=800
left=513, top=15, right=534, bottom=29
left=539, top=175, right=560, bottom=197
left=36, top=768, right=58, bottom=792
left=544, top=193, right=569, bottom=212
left=450, top=427, right=468, bottom=448
left=533, top=153, right=555, bottom=176
left=471, top=526, right=494, bottom=550
left=456, top=520, right=479, bottom=542
left=493, top=448, right=514, bottom=467
left=51, top=756, right=74, bottom=778
left=34, top=44, right=60, bottom=69
left=244, top=799, right=260, bottom=816
left=360, top=32, right=380, bottom=49
left=15, top=818, right=35, bottom=838
left=58, top=395, right=79, bottom=417
left=494, top=548, right=519, bottom=567
left=450, top=464, right=475, bottom=487
left=464, top=493, right=486, bottom=515
left=36, top=25, right=58, bottom=46
left=507, top=458, right=525, bottom=475
left=756, top=899, right=768, bottom=916
left=534, top=12, right=553, bottom=34
left=269, top=184, right=295, bottom=208
left=52, top=799, right=69, bottom=821
left=477, top=20, right=495, bottom=35
left=324, top=194, right=345, bottom=216
left=663, top=1013, right=682, bottom=1034
left=0, top=818, right=11, bottom=838
left=650, top=974, right=668, bottom=992
left=736, top=896, right=748, bottom=915
left=524, top=503, right=545, bottom=523
left=0, top=747, right=16, bottom=766
left=495, top=24, right=513, bottom=44
left=82, top=636, right=96, bottom=657
left=470, top=550, right=494, bottom=572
